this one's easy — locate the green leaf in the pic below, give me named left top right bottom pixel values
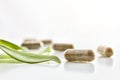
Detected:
left=43, top=47, right=51, bottom=53
left=0, top=58, right=20, bottom=63
left=0, top=39, right=23, bottom=50
left=40, top=46, right=51, bottom=55
left=0, top=54, right=11, bottom=59
left=0, top=45, right=61, bottom=64
left=0, top=54, right=20, bottom=63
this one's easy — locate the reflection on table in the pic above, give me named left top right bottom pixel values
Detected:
left=64, top=62, right=95, bottom=74
left=97, top=56, right=113, bottom=67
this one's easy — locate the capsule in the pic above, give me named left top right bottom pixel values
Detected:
left=41, top=39, right=52, bottom=45
left=64, top=49, right=95, bottom=62
left=21, top=39, right=41, bottom=49
left=97, top=45, right=113, bottom=57
left=53, top=43, right=74, bottom=51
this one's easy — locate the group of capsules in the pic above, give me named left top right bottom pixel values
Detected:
left=21, top=38, right=113, bottom=62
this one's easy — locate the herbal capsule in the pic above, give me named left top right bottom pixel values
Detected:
left=21, top=39, right=41, bottom=49
left=41, top=39, right=52, bottom=45
left=97, top=45, right=113, bottom=57
left=64, top=49, right=95, bottom=62
left=53, top=43, right=74, bottom=51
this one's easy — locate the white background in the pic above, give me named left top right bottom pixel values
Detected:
left=0, top=0, right=120, bottom=80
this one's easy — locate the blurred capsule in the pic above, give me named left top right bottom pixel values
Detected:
left=41, top=39, right=52, bottom=45
left=21, top=38, right=41, bottom=49
left=97, top=45, right=113, bottom=57
left=53, top=43, right=74, bottom=51
left=64, top=49, right=95, bottom=62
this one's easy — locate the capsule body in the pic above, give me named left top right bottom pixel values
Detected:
left=53, top=43, right=74, bottom=51
left=21, top=39, right=41, bottom=49
left=97, top=45, right=113, bottom=57
left=64, top=49, right=95, bottom=62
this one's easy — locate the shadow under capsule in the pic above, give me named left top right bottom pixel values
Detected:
left=97, top=56, right=113, bottom=67
left=64, top=62, right=95, bottom=74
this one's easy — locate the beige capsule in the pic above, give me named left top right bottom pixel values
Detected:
left=53, top=43, right=74, bottom=51
left=41, top=39, right=52, bottom=45
left=21, top=39, right=41, bottom=49
left=97, top=45, right=113, bottom=57
left=64, top=49, right=95, bottom=62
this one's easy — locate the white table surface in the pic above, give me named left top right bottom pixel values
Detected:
left=0, top=38, right=120, bottom=80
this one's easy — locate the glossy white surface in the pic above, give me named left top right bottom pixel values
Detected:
left=0, top=0, right=120, bottom=80
left=0, top=45, right=120, bottom=80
